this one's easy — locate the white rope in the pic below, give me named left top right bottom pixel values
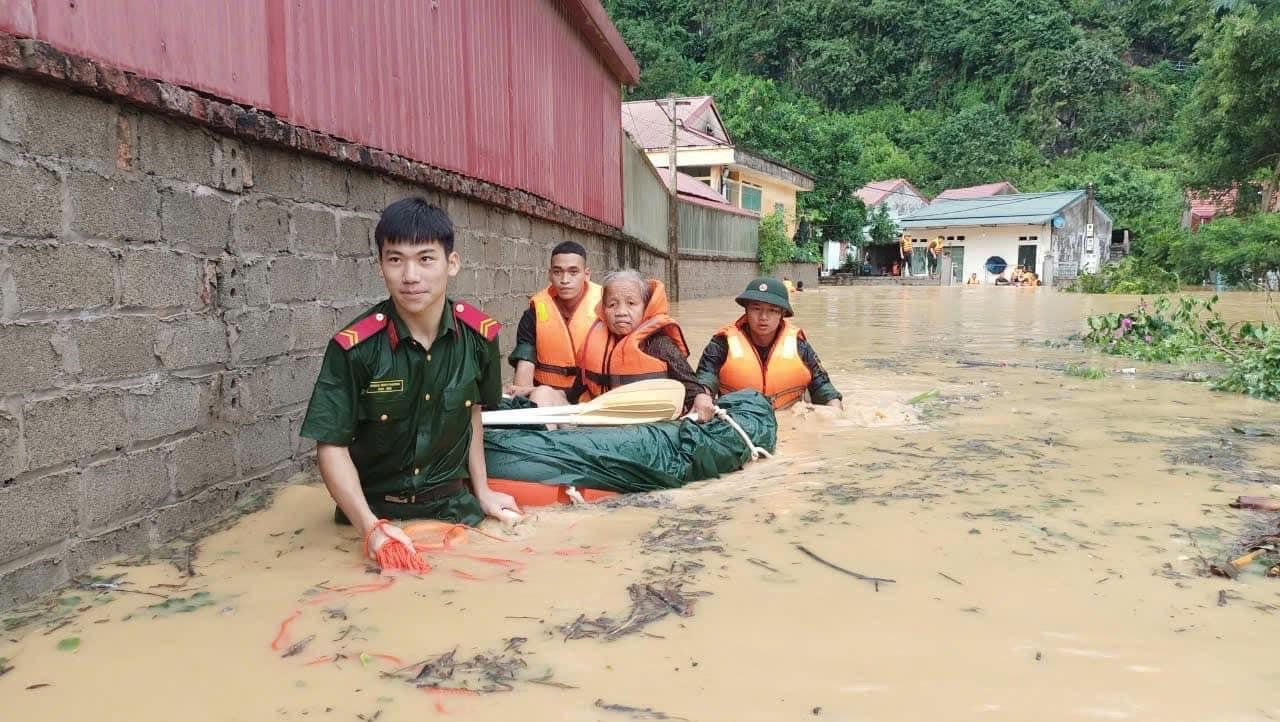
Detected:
left=565, top=485, right=587, bottom=505
left=686, top=407, right=773, bottom=460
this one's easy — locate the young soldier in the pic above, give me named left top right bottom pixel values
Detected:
left=506, top=241, right=602, bottom=396
left=695, top=277, right=843, bottom=411
left=300, top=198, right=519, bottom=561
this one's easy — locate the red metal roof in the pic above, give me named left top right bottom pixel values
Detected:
left=934, top=181, right=1020, bottom=201
left=1186, top=188, right=1237, bottom=220
left=0, top=0, right=635, bottom=227
left=621, top=96, right=731, bottom=150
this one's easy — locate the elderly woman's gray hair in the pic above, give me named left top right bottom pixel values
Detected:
left=600, top=269, right=651, bottom=304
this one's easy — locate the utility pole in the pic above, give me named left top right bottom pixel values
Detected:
left=666, top=94, right=680, bottom=302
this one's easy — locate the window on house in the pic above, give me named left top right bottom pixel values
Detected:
left=774, top=202, right=785, bottom=216
left=724, top=179, right=740, bottom=206
left=957, top=236, right=966, bottom=241
left=740, top=184, right=763, bottom=213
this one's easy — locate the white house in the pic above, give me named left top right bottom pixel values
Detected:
left=896, top=190, right=1114, bottom=285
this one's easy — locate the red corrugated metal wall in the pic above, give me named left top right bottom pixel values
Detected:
left=0, top=0, right=624, bottom=227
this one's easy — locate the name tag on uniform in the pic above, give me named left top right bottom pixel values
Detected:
left=366, top=379, right=405, bottom=394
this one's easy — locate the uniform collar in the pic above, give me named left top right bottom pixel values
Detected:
left=385, top=298, right=455, bottom=351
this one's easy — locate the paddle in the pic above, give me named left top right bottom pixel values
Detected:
left=481, top=379, right=685, bottom=427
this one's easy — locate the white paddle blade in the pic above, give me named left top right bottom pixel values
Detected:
left=481, top=379, right=686, bottom=427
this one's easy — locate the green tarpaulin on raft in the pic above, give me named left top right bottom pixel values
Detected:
left=482, top=390, right=778, bottom=493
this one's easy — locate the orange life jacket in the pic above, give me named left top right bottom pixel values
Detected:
left=577, top=279, right=687, bottom=401
left=716, top=317, right=812, bottom=409
left=529, top=282, right=603, bottom=389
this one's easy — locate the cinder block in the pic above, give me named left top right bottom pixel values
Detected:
left=80, top=450, right=170, bottom=530
left=0, top=470, right=75, bottom=561
left=232, top=198, right=289, bottom=255
left=137, top=115, right=218, bottom=186
left=0, top=554, right=67, bottom=611
left=0, top=76, right=118, bottom=165
left=268, top=255, right=321, bottom=302
left=7, top=243, right=115, bottom=312
left=338, top=215, right=374, bottom=256
left=152, top=482, right=238, bottom=541
left=236, top=415, right=292, bottom=471
left=445, top=195, right=474, bottom=231
left=171, top=430, right=235, bottom=497
left=0, top=411, right=21, bottom=481
left=66, top=518, right=153, bottom=575
left=216, top=258, right=271, bottom=308
left=504, top=212, right=532, bottom=240
left=322, top=258, right=363, bottom=302
left=126, top=379, right=212, bottom=441
left=226, top=306, right=290, bottom=363
left=0, top=322, right=63, bottom=393
left=216, top=138, right=251, bottom=193
left=24, top=390, right=129, bottom=468
left=67, top=172, right=161, bottom=242
left=357, top=258, right=386, bottom=300
left=247, top=145, right=299, bottom=200
left=269, top=356, right=322, bottom=408
left=0, top=161, right=61, bottom=238
left=291, top=411, right=315, bottom=455
left=159, top=187, right=232, bottom=255
left=68, top=315, right=157, bottom=379
left=298, top=157, right=348, bottom=206
left=347, top=169, right=389, bottom=212
left=289, top=304, right=336, bottom=351
left=121, top=248, right=205, bottom=308
left=292, top=206, right=338, bottom=254
left=156, top=315, right=228, bottom=369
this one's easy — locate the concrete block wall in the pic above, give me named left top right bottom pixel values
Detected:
left=0, top=70, right=663, bottom=609
left=679, top=257, right=819, bottom=301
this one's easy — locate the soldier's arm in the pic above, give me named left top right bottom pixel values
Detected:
left=798, top=338, right=844, bottom=409
left=694, top=334, right=729, bottom=397
left=508, top=309, right=538, bottom=393
left=472, top=335, right=521, bottom=519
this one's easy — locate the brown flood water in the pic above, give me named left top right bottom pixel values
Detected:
left=5, top=286, right=1280, bottom=722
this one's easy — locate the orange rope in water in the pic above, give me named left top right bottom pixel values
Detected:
left=365, top=519, right=432, bottom=573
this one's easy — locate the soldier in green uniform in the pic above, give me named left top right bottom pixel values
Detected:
left=300, top=197, right=520, bottom=561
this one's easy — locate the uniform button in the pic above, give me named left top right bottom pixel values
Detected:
left=379, top=414, right=388, bottom=422
left=464, top=400, right=472, bottom=407
left=455, top=303, right=465, bottom=313
left=424, top=393, right=431, bottom=401
left=413, top=467, right=420, bottom=475
left=375, top=313, right=385, bottom=321
left=426, top=354, right=432, bottom=362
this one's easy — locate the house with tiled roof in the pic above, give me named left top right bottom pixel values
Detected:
left=829, top=179, right=931, bottom=272
left=934, top=181, right=1020, bottom=201
left=621, top=96, right=814, bottom=236
left=1181, top=188, right=1237, bottom=232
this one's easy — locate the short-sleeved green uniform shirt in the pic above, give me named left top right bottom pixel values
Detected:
left=300, top=298, right=502, bottom=525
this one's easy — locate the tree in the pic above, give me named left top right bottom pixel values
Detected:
left=1184, top=2, right=1280, bottom=211
left=866, top=204, right=899, bottom=245
left=927, top=104, right=1034, bottom=188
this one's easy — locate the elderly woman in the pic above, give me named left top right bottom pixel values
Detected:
left=529, top=269, right=714, bottom=421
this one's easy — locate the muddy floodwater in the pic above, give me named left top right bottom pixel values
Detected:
left=5, top=286, right=1280, bottom=722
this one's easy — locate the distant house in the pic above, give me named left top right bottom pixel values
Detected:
left=897, top=190, right=1113, bottom=285
left=621, top=96, right=815, bottom=236
left=1182, top=188, right=1237, bottom=232
left=825, top=179, right=930, bottom=271
left=933, top=181, right=1020, bottom=202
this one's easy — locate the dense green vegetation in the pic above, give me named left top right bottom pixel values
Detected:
left=1084, top=296, right=1280, bottom=400
left=605, top=0, right=1280, bottom=285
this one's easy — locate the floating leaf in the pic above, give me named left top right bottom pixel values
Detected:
left=359, top=652, right=373, bottom=668
left=56, top=637, right=80, bottom=652
left=906, top=389, right=939, bottom=405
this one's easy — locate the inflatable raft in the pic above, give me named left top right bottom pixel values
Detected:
left=482, top=390, right=777, bottom=507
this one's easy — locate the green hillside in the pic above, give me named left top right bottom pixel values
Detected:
left=604, top=0, right=1280, bottom=284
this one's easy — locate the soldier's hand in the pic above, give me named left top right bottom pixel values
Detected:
left=505, top=384, right=535, bottom=397
left=366, top=521, right=415, bottom=560
left=476, top=489, right=521, bottom=521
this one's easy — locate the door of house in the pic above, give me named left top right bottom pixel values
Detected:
left=946, top=246, right=965, bottom=284
left=1017, top=245, right=1037, bottom=274
left=909, top=245, right=927, bottom=276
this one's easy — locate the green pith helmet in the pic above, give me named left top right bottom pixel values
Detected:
left=735, top=277, right=793, bottom=317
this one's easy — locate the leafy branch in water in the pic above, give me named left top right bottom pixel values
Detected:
left=1083, top=295, right=1280, bottom=400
